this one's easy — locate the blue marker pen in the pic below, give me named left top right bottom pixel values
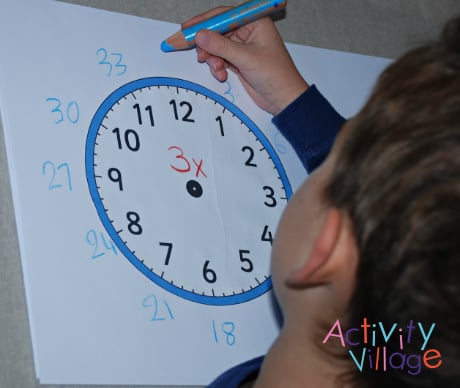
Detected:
left=161, top=0, right=287, bottom=52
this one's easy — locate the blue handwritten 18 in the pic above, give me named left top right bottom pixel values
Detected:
left=212, top=320, right=236, bottom=346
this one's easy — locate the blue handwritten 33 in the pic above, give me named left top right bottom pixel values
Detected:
left=96, top=48, right=127, bottom=77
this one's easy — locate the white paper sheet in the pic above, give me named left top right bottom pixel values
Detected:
left=0, top=0, right=391, bottom=385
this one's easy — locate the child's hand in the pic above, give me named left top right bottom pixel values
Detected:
left=184, top=7, right=308, bottom=115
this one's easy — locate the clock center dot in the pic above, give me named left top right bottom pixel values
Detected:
left=186, top=179, right=203, bottom=198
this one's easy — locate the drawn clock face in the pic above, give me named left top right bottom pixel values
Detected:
left=85, top=77, right=292, bottom=305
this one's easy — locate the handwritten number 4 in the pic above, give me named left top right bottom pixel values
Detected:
left=97, top=48, right=127, bottom=77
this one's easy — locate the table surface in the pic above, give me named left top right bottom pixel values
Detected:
left=1, top=1, right=459, bottom=387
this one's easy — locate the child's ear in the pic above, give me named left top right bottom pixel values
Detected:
left=285, top=207, right=356, bottom=288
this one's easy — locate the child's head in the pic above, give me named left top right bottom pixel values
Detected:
left=323, top=15, right=460, bottom=387
left=270, top=14, right=460, bottom=388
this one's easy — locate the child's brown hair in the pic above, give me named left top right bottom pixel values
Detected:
left=326, top=15, right=460, bottom=387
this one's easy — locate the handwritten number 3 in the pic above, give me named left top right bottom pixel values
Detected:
left=97, top=48, right=127, bottom=76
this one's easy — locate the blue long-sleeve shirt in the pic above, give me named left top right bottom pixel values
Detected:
left=207, top=85, right=345, bottom=388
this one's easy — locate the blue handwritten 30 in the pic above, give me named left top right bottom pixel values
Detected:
left=96, top=48, right=127, bottom=77
left=46, top=97, right=79, bottom=124
left=42, top=161, right=73, bottom=191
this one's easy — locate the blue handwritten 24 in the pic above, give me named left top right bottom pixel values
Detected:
left=86, top=229, right=118, bottom=259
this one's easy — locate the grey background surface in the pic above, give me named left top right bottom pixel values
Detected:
left=1, top=1, right=459, bottom=388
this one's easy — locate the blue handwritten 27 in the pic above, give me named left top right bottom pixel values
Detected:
left=42, top=161, right=73, bottom=191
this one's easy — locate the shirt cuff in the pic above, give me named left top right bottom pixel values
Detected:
left=272, top=84, right=345, bottom=173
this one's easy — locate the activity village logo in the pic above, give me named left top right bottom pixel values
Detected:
left=322, top=319, right=442, bottom=376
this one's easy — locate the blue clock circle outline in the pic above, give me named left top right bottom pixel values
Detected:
left=85, top=77, right=292, bottom=305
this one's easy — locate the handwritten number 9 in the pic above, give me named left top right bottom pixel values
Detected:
left=46, top=98, right=79, bottom=124
left=97, top=48, right=127, bottom=77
